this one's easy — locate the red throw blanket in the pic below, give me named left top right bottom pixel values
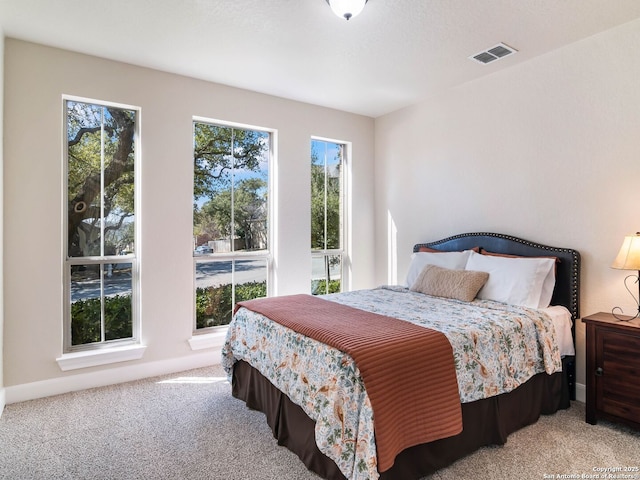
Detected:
left=236, top=294, right=463, bottom=473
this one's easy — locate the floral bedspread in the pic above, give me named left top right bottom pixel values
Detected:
left=221, top=286, right=562, bottom=480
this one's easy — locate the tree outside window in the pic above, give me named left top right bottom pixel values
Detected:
left=193, top=121, right=270, bottom=329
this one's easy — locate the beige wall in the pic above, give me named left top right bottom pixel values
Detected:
left=3, top=39, right=375, bottom=394
left=1, top=31, right=5, bottom=414
left=374, top=18, right=640, bottom=394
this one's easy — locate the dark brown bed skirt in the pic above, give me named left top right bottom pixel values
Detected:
left=232, top=359, right=570, bottom=480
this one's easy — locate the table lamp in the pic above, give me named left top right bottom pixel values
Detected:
left=611, top=232, right=640, bottom=320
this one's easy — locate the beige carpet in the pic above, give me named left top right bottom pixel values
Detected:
left=1, top=365, right=638, bottom=480
left=435, top=399, right=640, bottom=480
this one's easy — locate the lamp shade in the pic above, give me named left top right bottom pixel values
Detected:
left=326, top=0, right=367, bottom=20
left=612, top=233, right=640, bottom=270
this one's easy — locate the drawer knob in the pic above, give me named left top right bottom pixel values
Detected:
left=595, top=367, right=604, bottom=377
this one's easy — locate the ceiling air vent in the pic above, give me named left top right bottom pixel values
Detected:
left=469, top=43, right=517, bottom=65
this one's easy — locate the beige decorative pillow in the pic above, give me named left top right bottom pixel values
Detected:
left=410, top=264, right=489, bottom=302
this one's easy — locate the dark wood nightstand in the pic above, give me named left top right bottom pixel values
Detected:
left=582, top=312, right=640, bottom=430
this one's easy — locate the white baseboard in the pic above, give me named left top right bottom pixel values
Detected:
left=0, top=387, right=6, bottom=417
left=5, top=348, right=222, bottom=405
left=4, top=360, right=589, bottom=407
left=575, top=382, right=586, bottom=404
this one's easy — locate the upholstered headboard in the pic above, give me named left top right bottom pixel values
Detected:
left=413, top=232, right=581, bottom=320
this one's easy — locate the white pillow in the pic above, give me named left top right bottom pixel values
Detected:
left=537, top=266, right=557, bottom=309
left=464, top=251, right=555, bottom=308
left=405, top=250, right=473, bottom=288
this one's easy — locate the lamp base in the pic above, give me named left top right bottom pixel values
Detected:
left=611, top=308, right=639, bottom=321
left=611, top=272, right=640, bottom=321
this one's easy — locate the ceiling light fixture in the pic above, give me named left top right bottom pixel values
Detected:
left=326, top=0, right=368, bottom=20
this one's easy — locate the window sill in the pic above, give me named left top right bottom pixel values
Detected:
left=188, top=328, right=228, bottom=351
left=56, top=344, right=147, bottom=371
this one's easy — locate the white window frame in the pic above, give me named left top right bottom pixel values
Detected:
left=61, top=96, right=141, bottom=355
left=311, top=136, right=350, bottom=294
left=191, top=117, right=274, bottom=336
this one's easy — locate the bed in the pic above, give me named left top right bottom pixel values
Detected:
left=222, top=232, right=580, bottom=480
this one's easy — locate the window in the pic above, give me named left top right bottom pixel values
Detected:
left=193, top=120, right=271, bottom=330
left=311, top=139, right=345, bottom=295
left=64, top=99, right=139, bottom=351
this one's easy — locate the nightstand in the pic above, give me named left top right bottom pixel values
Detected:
left=582, top=312, right=640, bottom=430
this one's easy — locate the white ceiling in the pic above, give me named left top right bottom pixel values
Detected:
left=2, top=0, right=640, bottom=117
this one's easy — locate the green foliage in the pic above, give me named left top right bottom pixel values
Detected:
left=73, top=281, right=268, bottom=340
left=235, top=281, right=268, bottom=302
left=71, top=295, right=132, bottom=346
left=195, top=281, right=267, bottom=328
left=195, top=283, right=232, bottom=328
left=311, top=279, right=341, bottom=296
left=193, top=123, right=268, bottom=202
left=197, top=177, right=268, bottom=250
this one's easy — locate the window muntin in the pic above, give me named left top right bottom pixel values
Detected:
left=193, top=120, right=270, bottom=330
left=64, top=99, right=138, bottom=350
left=311, top=139, right=344, bottom=295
